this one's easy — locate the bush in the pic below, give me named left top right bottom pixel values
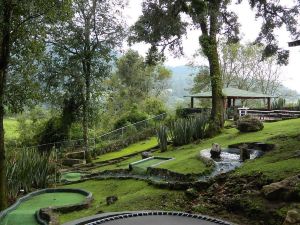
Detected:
left=114, top=109, right=148, bottom=129
left=37, top=117, right=68, bottom=152
left=143, top=98, right=166, bottom=116
left=236, top=115, right=264, bottom=132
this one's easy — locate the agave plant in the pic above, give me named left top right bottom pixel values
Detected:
left=191, top=113, right=209, bottom=140
left=156, top=125, right=168, bottom=152
left=169, top=118, right=194, bottom=146
left=168, top=113, right=209, bottom=146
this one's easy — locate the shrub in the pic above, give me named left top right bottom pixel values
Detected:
left=37, top=117, right=67, bottom=152
left=157, top=125, right=168, bottom=152
left=114, top=109, right=148, bottom=129
left=143, top=97, right=166, bottom=116
left=236, top=115, right=264, bottom=132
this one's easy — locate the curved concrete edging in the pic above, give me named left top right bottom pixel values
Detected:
left=0, top=188, right=93, bottom=225
left=63, top=211, right=236, bottom=225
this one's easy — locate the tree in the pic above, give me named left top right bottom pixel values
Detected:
left=102, top=50, right=171, bottom=129
left=0, top=0, right=70, bottom=210
left=131, top=0, right=300, bottom=134
left=192, top=43, right=282, bottom=96
left=44, top=0, right=127, bottom=161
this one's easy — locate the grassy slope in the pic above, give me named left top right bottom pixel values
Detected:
left=59, top=119, right=300, bottom=224
left=59, top=180, right=186, bottom=224
left=92, top=119, right=300, bottom=177
left=4, top=118, right=19, bottom=140
left=93, top=137, right=158, bottom=163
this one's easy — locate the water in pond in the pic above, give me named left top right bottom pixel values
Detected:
left=0, top=192, right=86, bottom=225
left=199, top=148, right=263, bottom=180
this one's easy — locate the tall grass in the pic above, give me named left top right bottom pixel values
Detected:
left=5, top=148, right=56, bottom=201
left=169, top=114, right=209, bottom=146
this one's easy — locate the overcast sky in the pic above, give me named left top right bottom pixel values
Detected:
left=124, top=0, right=300, bottom=92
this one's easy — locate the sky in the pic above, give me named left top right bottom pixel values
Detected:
left=124, top=0, right=300, bottom=92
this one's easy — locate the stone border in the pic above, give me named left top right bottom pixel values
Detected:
left=0, top=188, right=93, bottom=225
left=63, top=211, right=235, bottom=225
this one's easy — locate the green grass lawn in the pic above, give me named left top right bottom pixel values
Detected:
left=59, top=179, right=186, bottom=224
left=91, top=118, right=300, bottom=177
left=4, top=118, right=19, bottom=141
left=93, top=137, right=158, bottom=163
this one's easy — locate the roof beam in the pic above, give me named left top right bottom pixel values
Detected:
left=288, top=40, right=300, bottom=47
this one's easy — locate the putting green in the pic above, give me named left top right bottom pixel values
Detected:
left=0, top=192, right=86, bottom=225
left=61, top=172, right=83, bottom=182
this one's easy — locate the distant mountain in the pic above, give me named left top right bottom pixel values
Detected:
left=166, top=66, right=197, bottom=106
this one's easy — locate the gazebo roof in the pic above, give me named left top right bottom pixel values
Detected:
left=185, top=87, right=276, bottom=99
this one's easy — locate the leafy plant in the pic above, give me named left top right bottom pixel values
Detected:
left=5, top=148, right=57, bottom=201
left=156, top=125, right=168, bottom=152
left=168, top=114, right=209, bottom=146
left=192, top=114, right=209, bottom=140
left=169, top=118, right=194, bottom=146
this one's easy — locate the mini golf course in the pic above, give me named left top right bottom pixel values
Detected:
left=0, top=189, right=92, bottom=225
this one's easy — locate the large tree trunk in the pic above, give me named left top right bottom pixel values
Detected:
left=82, top=60, right=92, bottom=163
left=199, top=0, right=224, bottom=135
left=0, top=0, right=12, bottom=210
left=208, top=45, right=224, bottom=133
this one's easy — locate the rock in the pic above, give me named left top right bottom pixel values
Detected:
left=239, top=144, right=250, bottom=161
left=106, top=196, right=118, bottom=205
left=141, top=151, right=152, bottom=159
left=210, top=143, right=221, bottom=159
left=283, top=209, right=300, bottom=225
left=262, top=174, right=300, bottom=201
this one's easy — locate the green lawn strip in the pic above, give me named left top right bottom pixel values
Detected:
left=0, top=192, right=86, bottom=225
left=93, top=137, right=158, bottom=163
left=59, top=180, right=186, bottom=224
left=4, top=118, right=19, bottom=141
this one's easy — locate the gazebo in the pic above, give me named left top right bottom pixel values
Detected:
left=185, top=87, right=277, bottom=110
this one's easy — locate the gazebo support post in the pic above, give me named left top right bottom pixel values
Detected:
left=233, top=98, right=236, bottom=107
left=267, top=97, right=271, bottom=110
left=227, top=98, right=232, bottom=108
left=191, top=97, right=194, bottom=108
